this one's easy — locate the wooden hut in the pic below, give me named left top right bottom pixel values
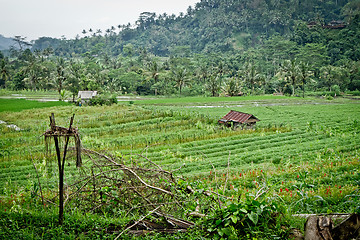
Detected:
left=218, top=110, right=259, bottom=129
left=77, top=91, right=97, bottom=105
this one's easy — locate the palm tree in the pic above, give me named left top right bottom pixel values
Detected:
left=320, top=65, right=347, bottom=92
left=172, top=67, right=189, bottom=95
left=280, top=59, right=300, bottom=96
left=299, top=61, right=312, bottom=98
left=0, top=59, right=10, bottom=88
left=197, top=64, right=209, bottom=84
left=117, top=24, right=123, bottom=33
left=148, top=60, right=160, bottom=82
left=22, top=51, right=43, bottom=90
left=243, top=62, right=263, bottom=95
left=67, top=62, right=82, bottom=101
left=89, top=28, right=95, bottom=37
left=43, top=47, right=54, bottom=58
left=55, top=58, right=67, bottom=96
left=224, top=77, right=240, bottom=97
left=206, top=72, right=222, bottom=97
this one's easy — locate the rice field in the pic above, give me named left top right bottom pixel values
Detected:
left=0, top=98, right=70, bottom=112
left=0, top=96, right=359, bottom=236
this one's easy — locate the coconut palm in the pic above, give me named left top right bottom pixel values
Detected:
left=22, top=51, right=46, bottom=90
left=320, top=65, right=348, bottom=92
left=243, top=62, right=264, bottom=95
left=299, top=61, right=312, bottom=98
left=0, top=59, right=10, bottom=88
left=171, top=67, right=189, bottom=95
left=148, top=60, right=160, bottom=82
left=280, top=59, right=300, bottom=96
left=206, top=73, right=222, bottom=97
left=55, top=58, right=67, bottom=96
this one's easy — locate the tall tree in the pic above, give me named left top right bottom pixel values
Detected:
left=171, top=67, right=189, bottom=95
left=280, top=59, right=300, bottom=96
left=319, top=65, right=348, bottom=91
left=12, top=36, right=32, bottom=51
left=55, top=58, right=67, bottom=96
left=224, top=77, right=240, bottom=96
left=298, top=61, right=312, bottom=98
left=243, top=62, right=264, bottom=95
left=341, top=0, right=360, bottom=24
left=22, top=50, right=44, bottom=90
left=0, top=59, right=10, bottom=88
left=206, top=71, right=223, bottom=97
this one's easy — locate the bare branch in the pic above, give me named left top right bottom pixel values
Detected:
left=115, top=205, right=163, bottom=239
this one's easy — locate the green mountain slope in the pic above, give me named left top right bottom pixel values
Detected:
left=32, top=0, right=352, bottom=56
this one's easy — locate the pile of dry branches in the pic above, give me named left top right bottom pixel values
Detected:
left=70, top=149, right=182, bottom=212
left=62, top=148, right=194, bottom=235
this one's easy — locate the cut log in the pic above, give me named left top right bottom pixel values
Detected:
left=318, top=216, right=333, bottom=240
left=303, top=213, right=360, bottom=240
left=289, top=228, right=304, bottom=240
left=331, top=213, right=360, bottom=240
left=304, top=216, right=333, bottom=240
left=293, top=214, right=350, bottom=220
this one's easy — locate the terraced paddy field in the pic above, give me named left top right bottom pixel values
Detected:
left=0, top=96, right=359, bottom=238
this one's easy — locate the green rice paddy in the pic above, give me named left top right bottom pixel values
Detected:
left=0, top=96, right=359, bottom=238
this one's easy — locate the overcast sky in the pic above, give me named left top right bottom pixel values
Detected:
left=0, top=0, right=199, bottom=41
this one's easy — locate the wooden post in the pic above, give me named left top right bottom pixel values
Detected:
left=49, top=114, right=65, bottom=225
left=45, top=113, right=80, bottom=225
left=49, top=113, right=74, bottom=225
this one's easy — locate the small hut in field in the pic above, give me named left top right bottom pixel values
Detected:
left=77, top=91, right=97, bottom=105
left=218, top=110, right=259, bottom=129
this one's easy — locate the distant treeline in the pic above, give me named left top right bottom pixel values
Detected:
left=0, top=0, right=360, bottom=97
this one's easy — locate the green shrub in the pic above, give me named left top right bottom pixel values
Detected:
left=89, top=95, right=118, bottom=106
left=347, top=90, right=360, bottom=96
left=326, top=95, right=334, bottom=100
left=203, top=197, right=288, bottom=239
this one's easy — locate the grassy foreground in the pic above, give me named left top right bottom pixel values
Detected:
left=0, top=96, right=359, bottom=239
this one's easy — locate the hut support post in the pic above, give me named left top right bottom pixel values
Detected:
left=49, top=113, right=74, bottom=225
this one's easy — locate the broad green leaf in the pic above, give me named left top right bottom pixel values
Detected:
left=216, top=219, right=222, bottom=226
left=239, top=208, right=248, bottom=213
left=248, top=211, right=259, bottom=225
left=230, top=215, right=238, bottom=224
left=222, top=227, right=232, bottom=236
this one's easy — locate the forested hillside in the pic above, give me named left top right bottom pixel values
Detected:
left=1, top=0, right=360, bottom=97
left=0, top=35, right=14, bottom=51
left=32, top=0, right=353, bottom=55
